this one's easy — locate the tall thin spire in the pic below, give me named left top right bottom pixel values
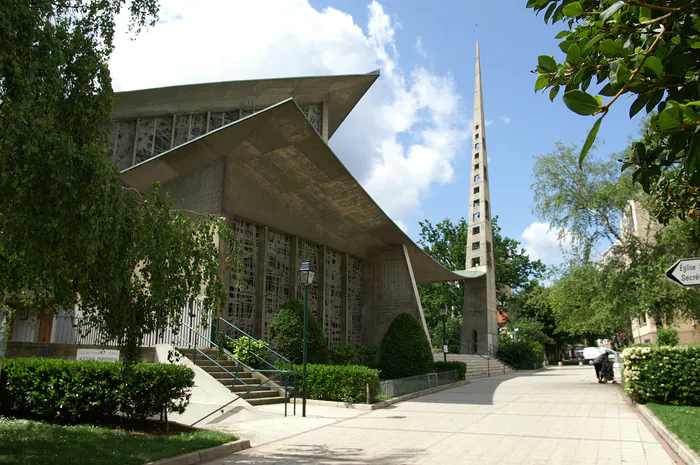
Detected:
left=462, top=40, right=500, bottom=353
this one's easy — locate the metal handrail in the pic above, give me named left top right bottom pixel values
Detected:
left=216, top=317, right=293, bottom=366
left=215, top=317, right=293, bottom=373
left=461, top=339, right=515, bottom=372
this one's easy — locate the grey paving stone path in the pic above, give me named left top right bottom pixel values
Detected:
left=204, top=366, right=678, bottom=464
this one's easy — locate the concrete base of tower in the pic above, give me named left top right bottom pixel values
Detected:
left=461, top=272, right=499, bottom=355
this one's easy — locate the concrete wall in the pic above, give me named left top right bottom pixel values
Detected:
left=6, top=342, right=156, bottom=363
left=361, top=244, right=429, bottom=347
left=462, top=270, right=499, bottom=354
left=161, top=159, right=225, bottom=214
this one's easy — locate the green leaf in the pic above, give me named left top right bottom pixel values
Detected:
left=643, top=56, right=663, bottom=78
left=549, top=85, right=560, bottom=101
left=579, top=116, right=604, bottom=166
left=555, top=30, right=570, bottom=39
left=601, top=1, right=624, bottom=23
left=567, top=43, right=581, bottom=63
left=583, top=33, right=604, bottom=52
left=658, top=101, right=684, bottom=133
left=599, top=83, right=617, bottom=97
left=686, top=131, right=700, bottom=186
left=562, top=2, right=583, bottom=17
left=609, top=61, right=630, bottom=89
left=535, top=74, right=549, bottom=92
left=645, top=90, right=665, bottom=113
left=538, top=55, right=558, bottom=73
left=639, top=6, right=652, bottom=23
left=629, top=93, right=649, bottom=117
left=563, top=90, right=601, bottom=115
left=600, top=40, right=623, bottom=57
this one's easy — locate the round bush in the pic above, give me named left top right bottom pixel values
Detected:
left=378, top=312, right=434, bottom=379
left=268, top=299, right=328, bottom=364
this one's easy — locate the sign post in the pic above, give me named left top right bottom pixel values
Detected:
left=665, top=258, right=700, bottom=288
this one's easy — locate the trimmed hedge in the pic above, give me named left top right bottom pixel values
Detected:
left=434, top=361, right=467, bottom=380
left=0, top=358, right=194, bottom=423
left=379, top=313, right=433, bottom=379
left=279, top=363, right=380, bottom=403
left=269, top=299, right=328, bottom=364
left=497, top=339, right=545, bottom=370
left=622, top=345, right=700, bottom=406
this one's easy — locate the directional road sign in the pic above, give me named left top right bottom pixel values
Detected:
left=666, top=258, right=700, bottom=288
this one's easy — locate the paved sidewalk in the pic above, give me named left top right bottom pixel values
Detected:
left=204, top=367, right=677, bottom=464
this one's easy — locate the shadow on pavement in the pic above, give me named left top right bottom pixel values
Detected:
left=222, top=444, right=428, bottom=464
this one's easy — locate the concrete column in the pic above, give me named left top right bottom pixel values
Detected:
left=317, top=246, right=326, bottom=329
left=254, top=226, right=269, bottom=338
left=289, top=236, right=298, bottom=300
left=322, top=102, right=329, bottom=142
left=341, top=253, right=349, bottom=343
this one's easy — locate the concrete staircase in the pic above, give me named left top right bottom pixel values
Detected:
left=179, top=348, right=287, bottom=406
left=435, top=353, right=514, bottom=378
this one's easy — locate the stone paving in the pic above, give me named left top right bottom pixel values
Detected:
left=205, top=367, right=678, bottom=464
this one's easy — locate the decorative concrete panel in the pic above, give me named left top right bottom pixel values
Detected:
left=153, top=117, right=173, bottom=156
left=300, top=104, right=323, bottom=135
left=209, top=112, right=224, bottom=131
left=263, top=230, right=291, bottom=341
left=190, top=113, right=206, bottom=139
left=112, top=121, right=135, bottom=171
left=324, top=249, right=342, bottom=347
left=227, top=219, right=259, bottom=335
left=134, top=117, right=156, bottom=164
left=173, top=115, right=190, bottom=147
left=223, top=110, right=240, bottom=125
left=296, top=240, right=319, bottom=318
left=347, top=256, right=362, bottom=347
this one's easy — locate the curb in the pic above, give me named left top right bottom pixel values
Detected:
left=144, top=439, right=251, bottom=465
left=635, top=404, right=700, bottom=465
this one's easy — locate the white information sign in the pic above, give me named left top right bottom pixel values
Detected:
left=76, top=349, right=120, bottom=362
left=666, top=258, right=700, bottom=288
left=443, top=345, right=449, bottom=354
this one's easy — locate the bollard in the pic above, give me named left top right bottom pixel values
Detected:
left=366, top=383, right=370, bottom=404
left=579, top=361, right=583, bottom=366
left=558, top=361, right=563, bottom=366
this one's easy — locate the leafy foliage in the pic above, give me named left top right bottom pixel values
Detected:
left=279, top=363, right=380, bottom=403
left=218, top=335, right=269, bottom=369
left=433, top=361, right=467, bottom=380
left=429, top=316, right=462, bottom=354
left=497, top=336, right=546, bottom=370
left=0, top=358, right=194, bottom=422
left=657, top=327, right=680, bottom=345
left=622, top=345, right=700, bottom=405
left=378, top=313, right=434, bottom=379
left=268, top=299, right=328, bottom=365
left=0, top=0, right=243, bottom=364
left=528, top=0, right=700, bottom=229
left=329, top=343, right=359, bottom=365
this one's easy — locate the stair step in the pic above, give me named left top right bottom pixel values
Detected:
left=247, top=396, right=286, bottom=406
left=217, top=378, right=262, bottom=387
left=239, top=390, right=282, bottom=399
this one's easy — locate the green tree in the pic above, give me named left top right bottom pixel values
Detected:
left=378, top=313, right=434, bottom=379
left=0, top=0, right=240, bottom=363
left=528, top=0, right=700, bottom=229
left=268, top=299, right=329, bottom=365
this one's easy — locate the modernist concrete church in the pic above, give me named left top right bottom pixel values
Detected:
left=9, top=45, right=499, bottom=353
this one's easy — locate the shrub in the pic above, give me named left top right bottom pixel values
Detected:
left=219, top=335, right=269, bottom=368
left=0, top=358, right=194, bottom=423
left=497, top=339, right=545, bottom=370
left=378, top=313, right=434, bottom=379
left=329, top=343, right=358, bottom=365
left=279, top=363, right=380, bottom=403
left=657, top=327, right=680, bottom=346
left=268, top=299, right=328, bottom=364
left=356, top=345, right=379, bottom=369
left=622, top=345, right=700, bottom=406
left=434, top=361, right=467, bottom=380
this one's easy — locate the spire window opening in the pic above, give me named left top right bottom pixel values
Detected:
left=473, top=212, right=480, bottom=221
left=473, top=199, right=480, bottom=208
left=475, top=133, right=479, bottom=139
left=473, top=186, right=479, bottom=194
left=474, top=174, right=480, bottom=182
left=472, top=226, right=480, bottom=235
left=475, top=124, right=479, bottom=130
left=474, top=152, right=479, bottom=159
left=475, top=143, right=480, bottom=149
left=472, top=257, right=481, bottom=267
left=474, top=163, right=480, bottom=171
left=472, top=241, right=480, bottom=250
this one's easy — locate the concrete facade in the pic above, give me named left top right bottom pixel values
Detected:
left=106, top=73, right=462, bottom=349
left=462, top=43, right=499, bottom=353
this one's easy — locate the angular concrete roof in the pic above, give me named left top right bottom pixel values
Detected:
left=112, top=71, right=380, bottom=139
left=121, top=98, right=466, bottom=284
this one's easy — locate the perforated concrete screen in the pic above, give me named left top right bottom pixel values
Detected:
left=347, top=256, right=362, bottom=347
left=227, top=219, right=258, bottom=335
left=263, top=230, right=291, bottom=341
left=324, top=249, right=342, bottom=346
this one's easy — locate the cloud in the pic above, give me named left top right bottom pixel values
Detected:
left=416, top=37, right=427, bottom=58
left=394, top=219, right=408, bottom=233
left=500, top=115, right=512, bottom=124
left=109, top=0, right=468, bottom=222
left=521, top=222, right=572, bottom=265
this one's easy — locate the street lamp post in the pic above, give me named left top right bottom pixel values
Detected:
left=440, top=303, right=448, bottom=362
left=298, top=260, right=316, bottom=418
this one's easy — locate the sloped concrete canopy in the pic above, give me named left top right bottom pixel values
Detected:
left=120, top=99, right=464, bottom=285
left=112, top=71, right=380, bottom=139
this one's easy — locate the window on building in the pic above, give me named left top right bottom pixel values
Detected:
left=484, top=166, right=488, bottom=180
left=473, top=199, right=480, bottom=208
left=643, top=338, right=651, bottom=344
left=485, top=200, right=490, bottom=220
left=474, top=174, right=480, bottom=182
left=475, top=143, right=480, bottom=149
left=475, top=133, right=479, bottom=139
left=475, top=124, right=480, bottom=130
left=474, top=163, right=480, bottom=171
left=638, top=313, right=647, bottom=326
left=471, top=257, right=481, bottom=267
left=473, top=186, right=480, bottom=194
left=474, top=152, right=479, bottom=159
left=472, top=227, right=480, bottom=235
left=473, top=212, right=480, bottom=221
left=472, top=241, right=480, bottom=250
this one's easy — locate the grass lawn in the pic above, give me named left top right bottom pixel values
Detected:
left=0, top=417, right=236, bottom=465
left=646, top=403, right=700, bottom=455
